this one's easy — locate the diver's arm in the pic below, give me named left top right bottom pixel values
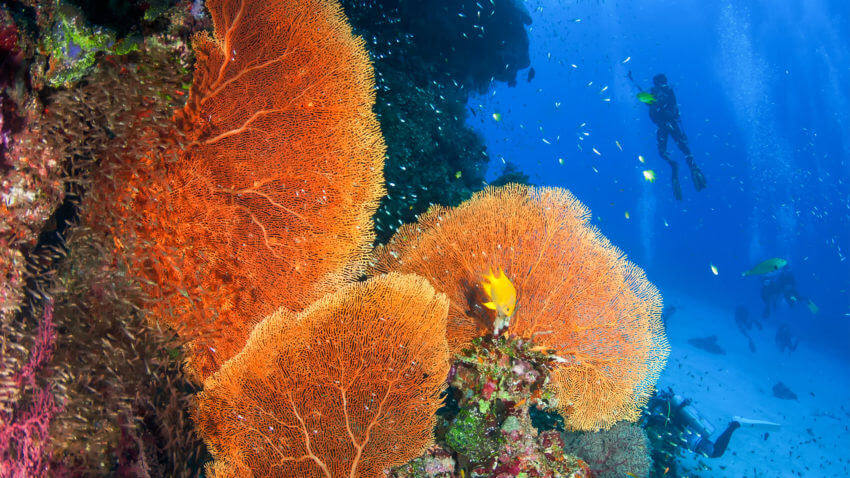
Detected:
left=627, top=70, right=645, bottom=92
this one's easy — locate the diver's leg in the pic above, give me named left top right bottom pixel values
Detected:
left=671, top=121, right=706, bottom=191
left=708, top=421, right=741, bottom=458
left=658, top=127, right=682, bottom=200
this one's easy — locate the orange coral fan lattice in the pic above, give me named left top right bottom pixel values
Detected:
left=97, top=0, right=385, bottom=381
left=371, top=184, right=669, bottom=431
left=194, top=273, right=451, bottom=478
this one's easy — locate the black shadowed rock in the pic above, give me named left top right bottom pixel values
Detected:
left=687, top=335, right=726, bottom=355
left=772, top=382, right=798, bottom=400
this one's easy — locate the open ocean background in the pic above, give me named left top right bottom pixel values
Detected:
left=472, top=0, right=850, bottom=355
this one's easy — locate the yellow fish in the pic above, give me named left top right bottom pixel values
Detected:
left=482, top=268, right=517, bottom=333
left=742, top=258, right=788, bottom=277
left=643, top=169, right=656, bottom=183
left=806, top=299, right=819, bottom=315
left=492, top=112, right=502, bottom=122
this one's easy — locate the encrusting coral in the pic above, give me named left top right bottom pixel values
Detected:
left=371, top=184, right=669, bottom=431
left=562, top=422, right=652, bottom=478
left=96, top=0, right=385, bottom=381
left=390, top=336, right=592, bottom=478
left=194, top=273, right=451, bottom=478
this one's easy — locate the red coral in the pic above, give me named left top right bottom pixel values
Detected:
left=98, top=0, right=385, bottom=381
left=0, top=302, right=62, bottom=477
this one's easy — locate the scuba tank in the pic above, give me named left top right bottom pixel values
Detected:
left=672, top=394, right=715, bottom=453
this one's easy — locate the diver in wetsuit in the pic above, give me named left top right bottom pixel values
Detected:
left=642, top=388, right=741, bottom=475
left=760, top=266, right=816, bottom=318
left=632, top=73, right=707, bottom=200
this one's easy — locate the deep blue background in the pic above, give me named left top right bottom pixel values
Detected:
left=469, top=0, right=850, bottom=353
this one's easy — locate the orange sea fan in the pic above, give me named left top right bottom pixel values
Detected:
left=98, top=0, right=385, bottom=380
left=194, top=273, right=451, bottom=478
left=371, top=184, right=668, bottom=430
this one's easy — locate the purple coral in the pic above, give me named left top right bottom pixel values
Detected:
left=0, top=302, right=62, bottom=477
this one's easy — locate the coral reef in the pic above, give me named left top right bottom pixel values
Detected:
left=563, top=422, right=652, bottom=478
left=372, top=184, right=669, bottom=431
left=95, top=0, right=386, bottom=381
left=0, top=6, right=65, bottom=331
left=371, top=66, right=489, bottom=243
left=390, top=336, right=591, bottom=478
left=396, top=0, right=532, bottom=90
left=340, top=0, right=533, bottom=242
left=2, top=6, right=209, bottom=475
left=194, top=273, right=450, bottom=478
left=490, top=161, right=532, bottom=187
left=45, top=228, right=206, bottom=476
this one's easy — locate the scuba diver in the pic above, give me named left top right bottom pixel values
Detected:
left=643, top=388, right=741, bottom=462
left=628, top=72, right=707, bottom=200
left=734, top=306, right=762, bottom=352
left=775, top=323, right=799, bottom=354
left=760, top=265, right=817, bottom=318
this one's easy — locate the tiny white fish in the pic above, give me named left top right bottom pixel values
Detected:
left=592, top=147, right=601, bottom=156
left=600, top=85, right=608, bottom=93
left=663, top=219, right=669, bottom=227
left=638, top=155, right=646, bottom=163
left=542, top=138, right=551, bottom=144
left=558, top=157, right=564, bottom=165
left=622, top=56, right=631, bottom=63
left=710, top=264, right=719, bottom=275
left=571, top=63, right=578, bottom=69
left=615, top=140, right=623, bottom=151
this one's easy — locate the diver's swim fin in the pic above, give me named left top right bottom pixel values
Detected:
left=690, top=166, right=707, bottom=191
left=733, top=416, right=781, bottom=429
left=671, top=163, right=683, bottom=200
left=686, top=156, right=707, bottom=191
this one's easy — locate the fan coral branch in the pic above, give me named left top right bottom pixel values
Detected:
left=371, top=184, right=669, bottom=431
left=194, top=273, right=450, bottom=477
left=93, top=0, right=386, bottom=381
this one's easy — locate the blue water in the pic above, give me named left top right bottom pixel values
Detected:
left=470, top=0, right=850, bottom=354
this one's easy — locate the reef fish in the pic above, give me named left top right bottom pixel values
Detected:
left=482, top=268, right=517, bottom=333
left=742, top=258, right=788, bottom=277
left=637, top=91, right=657, bottom=104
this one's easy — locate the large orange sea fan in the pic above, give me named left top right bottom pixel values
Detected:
left=194, top=273, right=451, bottom=477
left=97, top=0, right=385, bottom=381
left=371, top=184, right=669, bottom=430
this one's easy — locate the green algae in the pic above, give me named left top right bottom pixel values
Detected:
left=42, top=2, right=139, bottom=87
left=445, top=407, right=498, bottom=463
